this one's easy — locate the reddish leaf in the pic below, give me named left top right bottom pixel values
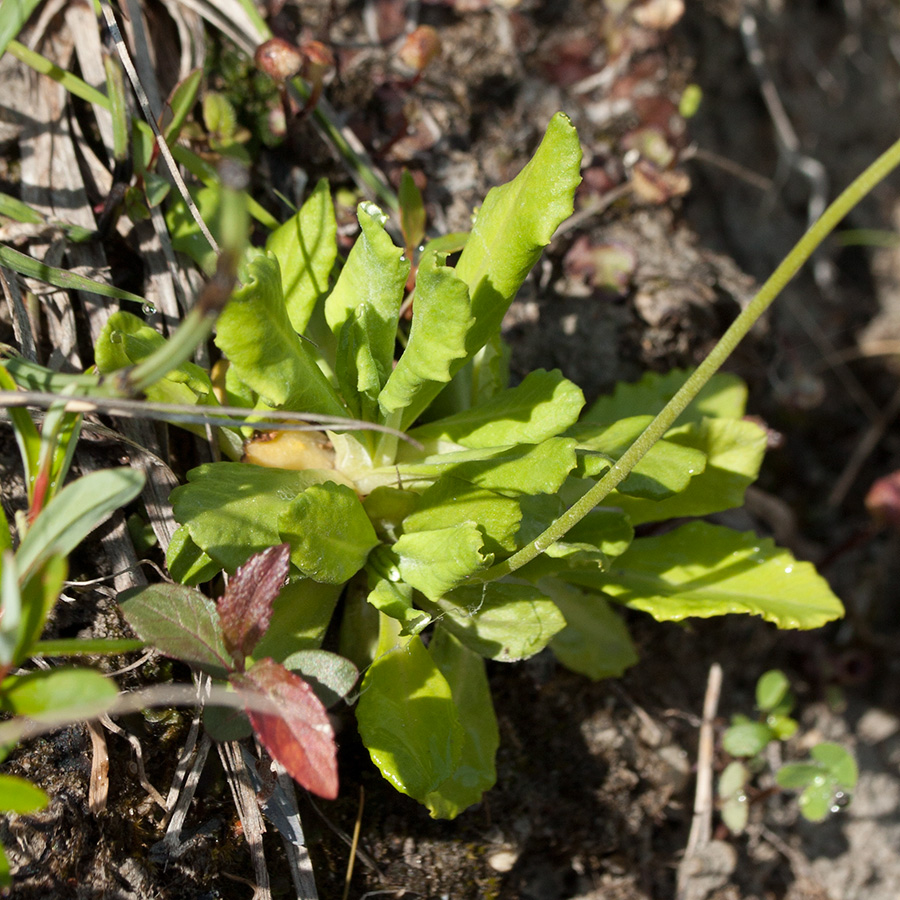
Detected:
left=235, top=658, right=338, bottom=799
left=217, top=544, right=290, bottom=662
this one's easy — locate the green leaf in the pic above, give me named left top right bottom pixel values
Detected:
left=366, top=571, right=431, bottom=635
left=398, top=169, right=426, bottom=251
left=14, top=555, right=66, bottom=665
left=165, top=185, right=220, bottom=275
left=425, top=627, right=499, bottom=819
left=355, top=614, right=464, bottom=801
left=570, top=416, right=707, bottom=499
left=811, top=742, right=858, bottom=788
left=767, top=714, right=798, bottom=740
left=16, top=468, right=145, bottom=581
left=583, top=368, right=748, bottom=425
left=119, top=583, right=233, bottom=678
left=163, top=68, right=203, bottom=145
left=30, top=638, right=145, bottom=656
left=325, top=203, right=409, bottom=393
left=409, top=369, right=584, bottom=449
left=545, top=581, right=638, bottom=680
left=96, top=311, right=218, bottom=412
left=280, top=649, right=359, bottom=708
left=608, top=418, right=767, bottom=525
left=776, top=763, right=823, bottom=789
left=266, top=178, right=338, bottom=335
left=0, top=0, right=42, bottom=60
left=0, top=668, right=117, bottom=722
left=756, top=670, right=791, bottom=712
left=278, top=482, right=380, bottom=583
left=171, top=462, right=339, bottom=573
left=0, top=774, right=48, bottom=814
left=253, top=580, right=343, bottom=659
left=379, top=250, right=474, bottom=427
left=393, top=523, right=491, bottom=601
left=590, top=522, right=845, bottom=630
left=453, top=112, right=581, bottom=363
left=723, top=721, right=774, bottom=757
left=402, top=476, right=525, bottom=555
left=0, top=245, right=145, bottom=304
left=420, top=582, right=567, bottom=662
left=395, top=438, right=578, bottom=496
left=215, top=253, right=346, bottom=417
left=799, top=780, right=837, bottom=822
left=334, top=303, right=384, bottom=419
left=166, top=524, right=222, bottom=585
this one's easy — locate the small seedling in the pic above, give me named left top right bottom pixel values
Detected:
left=719, top=669, right=857, bottom=832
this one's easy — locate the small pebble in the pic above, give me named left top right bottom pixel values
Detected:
left=488, top=849, right=519, bottom=872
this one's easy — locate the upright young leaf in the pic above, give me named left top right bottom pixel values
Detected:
left=378, top=250, right=474, bottom=427
left=266, top=178, right=338, bottom=335
left=217, top=543, right=290, bottom=661
left=590, top=522, right=845, bottom=629
left=425, top=627, right=499, bottom=819
left=325, top=203, right=409, bottom=397
left=235, top=657, right=338, bottom=799
left=215, top=253, right=346, bottom=417
left=355, top=615, right=464, bottom=801
left=453, top=113, right=581, bottom=358
left=120, top=583, right=233, bottom=678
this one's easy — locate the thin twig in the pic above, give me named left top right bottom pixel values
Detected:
left=676, top=662, right=723, bottom=900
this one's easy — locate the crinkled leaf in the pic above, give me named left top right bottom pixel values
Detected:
left=218, top=543, right=290, bottom=660
left=0, top=668, right=117, bottom=722
left=235, top=657, right=338, bottom=799
left=120, top=583, right=232, bottom=678
left=280, top=649, right=359, bottom=708
left=403, top=476, right=524, bottom=555
left=367, top=573, right=431, bottom=635
left=395, top=438, right=578, bottom=496
left=253, top=580, right=342, bottom=659
left=379, top=250, right=474, bottom=426
left=215, top=253, right=346, bottom=417
left=266, top=178, right=337, bottom=335
left=453, top=112, right=581, bottom=364
left=570, top=416, right=706, bottom=498
left=425, top=627, right=499, bottom=819
left=171, top=462, right=339, bottom=572
left=591, top=522, right=844, bottom=629
left=355, top=615, right=464, bottom=801
left=325, top=203, right=408, bottom=393
left=608, top=419, right=767, bottom=525
left=166, top=524, right=221, bottom=586
left=334, top=303, right=383, bottom=419
left=421, top=582, right=567, bottom=662
left=0, top=774, right=49, bottom=814
left=278, top=482, right=379, bottom=583
left=544, top=581, right=638, bottom=679
left=16, top=468, right=145, bottom=581
left=583, top=368, right=748, bottom=425
left=393, top=523, right=491, bottom=601
left=409, top=369, right=584, bottom=450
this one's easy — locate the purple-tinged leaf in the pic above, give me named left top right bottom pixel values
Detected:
left=218, top=543, right=290, bottom=661
left=234, top=658, right=338, bottom=799
left=120, top=584, right=232, bottom=679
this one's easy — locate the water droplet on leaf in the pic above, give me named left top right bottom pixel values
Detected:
left=142, top=301, right=157, bottom=315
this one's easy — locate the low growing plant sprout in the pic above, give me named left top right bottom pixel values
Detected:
left=74, top=111, right=856, bottom=819
left=720, top=670, right=858, bottom=833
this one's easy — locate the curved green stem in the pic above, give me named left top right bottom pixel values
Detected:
left=478, top=131, right=900, bottom=583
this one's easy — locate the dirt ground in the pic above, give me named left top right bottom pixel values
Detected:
left=3, top=0, right=900, bottom=898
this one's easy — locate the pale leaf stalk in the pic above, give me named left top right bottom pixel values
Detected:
left=480, top=130, right=900, bottom=582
